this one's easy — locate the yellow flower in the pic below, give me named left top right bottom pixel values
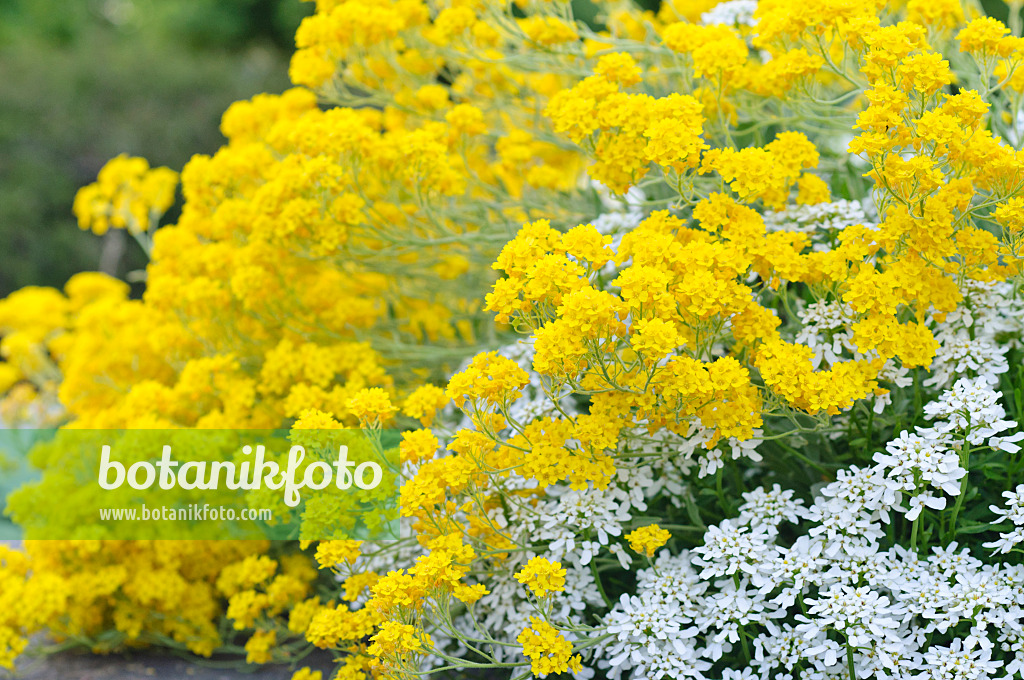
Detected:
left=0, top=626, right=28, bottom=671
left=72, top=154, right=178, bottom=236
left=346, top=387, right=398, bottom=425
left=994, top=197, right=1024, bottom=233
left=630, top=318, right=682, bottom=359
left=399, top=428, right=439, bottom=464
left=315, top=540, right=363, bottom=568
left=445, top=351, right=530, bottom=407
left=514, top=557, right=567, bottom=597
left=519, top=16, right=578, bottom=46
left=518, top=618, right=582, bottom=677
left=453, top=582, right=489, bottom=604
left=595, top=52, right=642, bottom=86
left=368, top=620, right=424, bottom=657
left=244, top=629, right=276, bottom=665
left=445, top=103, right=487, bottom=136
left=625, top=524, right=672, bottom=557
left=796, top=174, right=830, bottom=205
left=957, top=17, right=1017, bottom=57
left=402, top=385, right=449, bottom=426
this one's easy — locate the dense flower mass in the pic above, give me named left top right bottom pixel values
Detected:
left=2, top=0, right=1024, bottom=678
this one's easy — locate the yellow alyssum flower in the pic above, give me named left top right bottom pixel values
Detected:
left=216, top=555, right=278, bottom=597
left=0, top=625, right=28, bottom=671
left=402, top=384, right=449, bottom=426
left=346, top=387, right=398, bottom=426
left=595, top=52, right=642, bottom=86
left=368, top=620, right=425, bottom=657
left=399, top=428, right=440, bottom=464
left=626, top=525, right=672, bottom=557
left=445, top=351, right=530, bottom=407
left=518, top=617, right=582, bottom=677
left=244, top=629, right=276, bottom=665
left=994, top=197, right=1024, bottom=233
left=957, top=17, right=1020, bottom=57
left=305, top=606, right=380, bottom=649
left=514, top=557, right=567, bottom=597
left=519, top=16, right=578, bottom=46
left=630, top=317, right=683, bottom=359
left=315, top=540, right=363, bottom=569
left=72, top=154, right=177, bottom=236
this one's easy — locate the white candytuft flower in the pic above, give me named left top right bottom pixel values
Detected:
left=701, top=0, right=759, bottom=26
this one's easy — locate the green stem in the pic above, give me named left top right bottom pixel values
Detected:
left=715, top=467, right=730, bottom=516
left=945, top=442, right=972, bottom=543
left=864, top=406, right=875, bottom=456
left=590, top=560, right=613, bottom=609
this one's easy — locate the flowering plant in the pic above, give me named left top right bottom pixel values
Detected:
left=3, top=0, right=1024, bottom=679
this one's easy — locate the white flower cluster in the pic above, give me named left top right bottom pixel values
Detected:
left=585, top=378, right=1024, bottom=680
left=419, top=375, right=1023, bottom=678
left=926, top=280, right=1023, bottom=389
left=762, top=199, right=875, bottom=245
left=701, top=0, right=759, bottom=27
left=794, top=300, right=857, bottom=368
left=986, top=486, right=1024, bottom=554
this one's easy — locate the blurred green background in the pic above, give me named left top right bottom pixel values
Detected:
left=0, top=0, right=310, bottom=297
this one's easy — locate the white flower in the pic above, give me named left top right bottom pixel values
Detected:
left=691, top=519, right=774, bottom=579
left=924, top=377, right=1018, bottom=446
left=754, top=536, right=826, bottom=607
left=983, top=526, right=1024, bottom=554
left=925, top=334, right=1008, bottom=390
left=539, top=485, right=631, bottom=565
left=874, top=430, right=965, bottom=497
left=762, top=199, right=874, bottom=240
left=794, top=300, right=857, bottom=368
left=927, top=543, right=984, bottom=579
left=754, top=622, right=831, bottom=676
left=989, top=485, right=1024, bottom=525
left=599, top=593, right=700, bottom=679
left=989, top=430, right=1024, bottom=454
left=984, top=486, right=1024, bottom=554
left=919, top=637, right=1000, bottom=680
left=737, top=484, right=806, bottom=530
left=701, top=0, right=758, bottom=26
left=609, top=542, right=632, bottom=570
left=695, top=579, right=773, bottom=661
left=636, top=550, right=707, bottom=612
left=799, top=584, right=902, bottom=648
left=907, top=493, right=947, bottom=521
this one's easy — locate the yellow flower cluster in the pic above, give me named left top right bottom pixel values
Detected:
left=0, top=0, right=606, bottom=661
left=514, top=557, right=567, bottom=597
left=0, top=273, right=126, bottom=425
left=0, top=540, right=274, bottom=666
left=518, top=618, right=582, bottom=676
left=3, top=0, right=1024, bottom=677
left=72, top=154, right=177, bottom=237
left=626, top=524, right=672, bottom=557
left=547, top=76, right=708, bottom=192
